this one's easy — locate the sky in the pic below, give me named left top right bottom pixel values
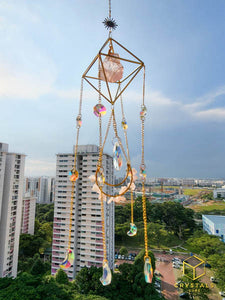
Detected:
left=0, top=0, right=225, bottom=179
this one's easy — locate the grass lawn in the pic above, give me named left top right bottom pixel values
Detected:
left=183, top=188, right=207, bottom=196
left=190, top=201, right=225, bottom=213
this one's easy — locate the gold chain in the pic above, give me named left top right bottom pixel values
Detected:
left=97, top=58, right=107, bottom=264
left=119, top=85, right=135, bottom=224
left=68, top=78, right=84, bottom=250
left=141, top=66, right=149, bottom=259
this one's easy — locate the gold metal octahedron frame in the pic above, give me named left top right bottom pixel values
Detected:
left=82, top=37, right=145, bottom=105
left=61, top=31, right=152, bottom=285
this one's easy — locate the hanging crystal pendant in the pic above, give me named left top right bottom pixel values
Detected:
left=144, top=257, right=153, bottom=283
left=113, top=141, right=123, bottom=171
left=99, top=53, right=124, bottom=83
left=60, top=249, right=74, bottom=269
left=127, top=223, right=137, bottom=237
left=100, top=261, right=112, bottom=286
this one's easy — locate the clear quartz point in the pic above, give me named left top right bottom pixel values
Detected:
left=127, top=223, right=137, bottom=237
left=100, top=261, right=112, bottom=286
left=144, top=257, right=153, bottom=283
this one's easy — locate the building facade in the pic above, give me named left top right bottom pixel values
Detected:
left=21, top=193, right=36, bottom=235
left=0, top=143, right=25, bottom=277
left=213, top=187, right=225, bottom=199
left=202, top=215, right=225, bottom=243
left=51, top=145, right=114, bottom=280
left=24, top=176, right=55, bottom=203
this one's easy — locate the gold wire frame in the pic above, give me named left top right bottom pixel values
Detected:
left=82, top=37, right=145, bottom=105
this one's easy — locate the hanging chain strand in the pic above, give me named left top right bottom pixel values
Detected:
left=119, top=84, right=134, bottom=224
left=97, top=57, right=107, bottom=264
left=109, top=0, right=111, bottom=18
left=68, top=78, right=84, bottom=250
left=141, top=66, right=149, bottom=259
left=119, top=87, right=130, bottom=163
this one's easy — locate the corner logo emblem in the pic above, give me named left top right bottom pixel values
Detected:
left=183, top=255, right=205, bottom=280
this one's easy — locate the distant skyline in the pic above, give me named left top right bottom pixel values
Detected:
left=0, top=0, right=225, bottom=178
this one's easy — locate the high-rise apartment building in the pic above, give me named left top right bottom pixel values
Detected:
left=24, top=176, right=55, bottom=203
left=21, top=193, right=36, bottom=235
left=51, top=145, right=114, bottom=280
left=0, top=143, right=25, bottom=278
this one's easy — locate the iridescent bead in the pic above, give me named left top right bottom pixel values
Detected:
left=144, top=257, right=153, bottom=283
left=127, top=223, right=137, bottom=237
left=140, top=166, right=146, bottom=179
left=121, top=120, right=128, bottom=130
left=76, top=115, right=82, bottom=128
left=100, top=261, right=112, bottom=286
left=140, top=105, right=147, bottom=120
left=93, top=104, right=106, bottom=117
left=69, top=169, right=79, bottom=182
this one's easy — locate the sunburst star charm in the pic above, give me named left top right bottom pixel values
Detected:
left=103, top=17, right=118, bottom=30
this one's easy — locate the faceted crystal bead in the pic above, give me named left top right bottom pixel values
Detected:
left=69, top=169, right=79, bottom=182
left=113, top=142, right=122, bottom=171
left=140, top=166, right=146, bottom=179
left=60, top=249, right=74, bottom=269
left=140, top=105, right=147, bottom=120
left=127, top=223, right=137, bottom=237
left=93, top=104, right=106, bottom=117
left=121, top=120, right=128, bottom=130
left=76, top=115, right=82, bottom=128
left=99, top=53, right=124, bottom=83
left=100, top=261, right=112, bottom=286
left=144, top=257, right=153, bottom=283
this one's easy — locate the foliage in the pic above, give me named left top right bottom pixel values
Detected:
left=35, top=203, right=54, bottom=224
left=119, top=246, right=128, bottom=256
left=200, top=192, right=213, bottom=201
left=116, top=199, right=196, bottom=242
left=55, top=269, right=69, bottom=285
left=18, top=203, right=54, bottom=273
left=177, top=274, right=210, bottom=300
left=207, top=254, right=225, bottom=291
left=187, top=234, right=225, bottom=258
left=74, top=250, right=163, bottom=300
left=0, top=272, right=107, bottom=300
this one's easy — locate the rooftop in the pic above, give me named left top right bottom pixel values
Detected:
left=203, top=215, right=225, bottom=223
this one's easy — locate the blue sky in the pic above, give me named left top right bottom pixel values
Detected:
left=0, top=0, right=224, bottom=178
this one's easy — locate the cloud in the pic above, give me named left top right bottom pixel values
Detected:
left=0, top=62, right=55, bottom=99
left=194, top=108, right=225, bottom=120
left=183, top=85, right=225, bottom=121
left=25, top=159, right=56, bottom=177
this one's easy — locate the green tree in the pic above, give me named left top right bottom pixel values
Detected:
left=177, top=274, right=210, bottom=300
left=187, top=234, right=225, bottom=258
left=30, top=258, right=45, bottom=276
left=208, top=253, right=225, bottom=291
left=119, top=246, right=128, bottom=256
left=55, top=269, right=69, bottom=284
